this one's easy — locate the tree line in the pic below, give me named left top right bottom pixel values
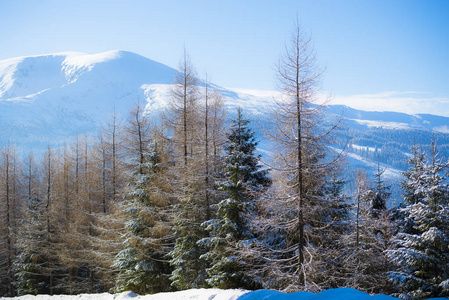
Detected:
left=1, top=24, right=448, bottom=300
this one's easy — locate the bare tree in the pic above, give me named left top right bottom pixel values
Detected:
left=165, top=48, right=200, bottom=167
left=250, top=22, right=343, bottom=291
left=200, top=75, right=226, bottom=221
left=0, top=145, right=20, bottom=296
left=208, top=88, right=227, bottom=174
left=272, top=22, right=321, bottom=288
left=41, top=146, right=57, bottom=294
left=106, top=110, right=121, bottom=203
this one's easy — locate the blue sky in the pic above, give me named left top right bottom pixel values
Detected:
left=1, top=0, right=448, bottom=114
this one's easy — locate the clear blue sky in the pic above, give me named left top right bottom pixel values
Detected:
left=1, top=0, right=448, bottom=104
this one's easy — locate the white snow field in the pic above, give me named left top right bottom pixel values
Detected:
left=4, top=287, right=446, bottom=300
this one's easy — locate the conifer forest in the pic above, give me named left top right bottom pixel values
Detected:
left=1, top=25, right=449, bottom=300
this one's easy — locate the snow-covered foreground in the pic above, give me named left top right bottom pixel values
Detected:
left=4, top=287, right=439, bottom=300
left=0, top=289, right=243, bottom=300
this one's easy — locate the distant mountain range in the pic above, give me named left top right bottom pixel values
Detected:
left=1, top=50, right=448, bottom=203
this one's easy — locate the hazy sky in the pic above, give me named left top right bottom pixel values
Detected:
left=1, top=0, right=448, bottom=114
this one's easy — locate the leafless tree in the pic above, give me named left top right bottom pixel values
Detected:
left=0, top=145, right=20, bottom=296
left=248, top=21, right=344, bottom=291
left=272, top=21, right=322, bottom=289
left=164, top=48, right=201, bottom=167
left=199, top=75, right=227, bottom=220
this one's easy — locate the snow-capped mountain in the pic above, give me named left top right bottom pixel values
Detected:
left=0, top=51, right=177, bottom=149
left=1, top=50, right=448, bottom=201
left=0, top=50, right=278, bottom=150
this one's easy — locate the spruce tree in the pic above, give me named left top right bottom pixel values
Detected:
left=14, top=154, right=51, bottom=295
left=342, top=170, right=397, bottom=295
left=372, top=156, right=390, bottom=216
left=387, top=141, right=449, bottom=299
left=199, top=108, right=271, bottom=289
left=309, top=167, right=350, bottom=289
left=168, top=52, right=213, bottom=290
left=113, top=104, right=173, bottom=294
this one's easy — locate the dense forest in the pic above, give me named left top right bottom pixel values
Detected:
left=332, top=123, right=449, bottom=172
left=1, top=25, right=449, bottom=300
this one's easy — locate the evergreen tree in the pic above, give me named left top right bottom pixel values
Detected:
left=199, top=108, right=271, bottom=289
left=342, top=170, right=397, bottom=295
left=113, top=104, right=173, bottom=294
left=14, top=153, right=51, bottom=295
left=372, top=156, right=390, bottom=216
left=387, top=141, right=449, bottom=299
left=168, top=53, right=214, bottom=290
left=308, top=166, right=350, bottom=289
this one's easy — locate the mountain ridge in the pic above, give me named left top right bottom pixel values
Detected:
left=1, top=50, right=448, bottom=202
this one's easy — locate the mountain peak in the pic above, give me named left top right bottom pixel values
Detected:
left=0, top=50, right=177, bottom=101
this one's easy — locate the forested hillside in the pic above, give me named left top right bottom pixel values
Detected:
left=1, top=25, right=449, bottom=300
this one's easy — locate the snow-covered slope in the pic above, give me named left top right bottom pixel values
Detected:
left=0, top=51, right=282, bottom=150
left=1, top=50, right=447, bottom=150
left=327, top=105, right=449, bottom=132
left=0, top=51, right=177, bottom=149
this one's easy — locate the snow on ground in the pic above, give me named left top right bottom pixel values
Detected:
left=345, top=151, right=402, bottom=179
left=351, top=144, right=377, bottom=153
left=224, top=87, right=278, bottom=116
left=1, top=288, right=426, bottom=300
left=0, top=289, right=246, bottom=300
left=433, top=125, right=449, bottom=134
left=351, top=119, right=411, bottom=130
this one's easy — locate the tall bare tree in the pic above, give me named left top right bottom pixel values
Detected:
left=273, top=22, right=321, bottom=288
left=41, top=146, right=57, bottom=294
left=0, top=145, right=20, bottom=296
left=200, top=76, right=226, bottom=221
left=255, top=22, right=343, bottom=291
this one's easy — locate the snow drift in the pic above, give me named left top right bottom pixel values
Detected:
left=0, top=288, right=407, bottom=300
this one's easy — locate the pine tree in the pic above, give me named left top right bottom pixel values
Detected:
left=168, top=53, right=212, bottom=290
left=90, top=122, right=126, bottom=292
left=387, top=141, right=449, bottom=299
left=199, top=108, right=271, bottom=289
left=308, top=166, right=350, bottom=289
left=372, top=156, right=390, bottom=216
left=14, top=153, right=51, bottom=295
left=113, top=103, right=173, bottom=294
left=343, top=170, right=397, bottom=294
